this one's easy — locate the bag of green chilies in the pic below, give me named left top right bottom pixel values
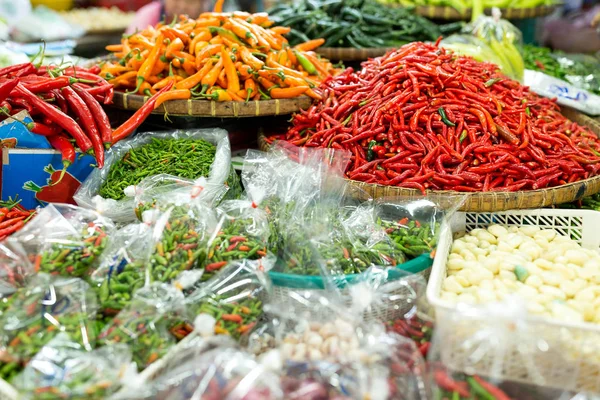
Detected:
left=9, top=204, right=115, bottom=279
left=185, top=259, right=272, bottom=342
left=75, top=129, right=240, bottom=224
left=89, top=223, right=154, bottom=318
left=12, top=333, right=134, bottom=400
left=134, top=175, right=224, bottom=288
left=98, top=283, right=192, bottom=370
left=0, top=241, right=34, bottom=317
left=0, top=274, right=99, bottom=382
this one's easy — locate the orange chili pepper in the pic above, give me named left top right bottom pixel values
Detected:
left=134, top=34, right=164, bottom=93
left=154, top=89, right=191, bottom=109
left=270, top=26, right=291, bottom=35
left=226, top=18, right=257, bottom=47
left=105, top=44, right=123, bottom=52
left=244, top=79, right=256, bottom=100
left=237, top=46, right=263, bottom=70
left=216, top=68, right=227, bottom=88
left=165, top=37, right=185, bottom=58
left=237, top=63, right=253, bottom=80
left=152, top=75, right=183, bottom=90
left=196, top=44, right=222, bottom=69
left=175, top=60, right=213, bottom=90
left=227, top=90, right=244, bottom=101
left=213, top=0, right=225, bottom=13
left=270, top=86, right=309, bottom=99
left=294, top=38, right=325, bottom=52
left=221, top=48, right=240, bottom=93
left=201, top=57, right=223, bottom=87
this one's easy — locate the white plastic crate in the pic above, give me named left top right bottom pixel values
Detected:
left=427, top=208, right=600, bottom=394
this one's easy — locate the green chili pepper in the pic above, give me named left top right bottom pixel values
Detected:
left=367, top=140, right=377, bottom=162
left=438, top=107, right=456, bottom=127
left=459, top=130, right=467, bottom=143
left=294, top=50, right=317, bottom=75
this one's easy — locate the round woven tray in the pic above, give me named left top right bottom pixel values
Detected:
left=258, top=109, right=600, bottom=212
left=410, top=4, right=558, bottom=20
left=316, top=47, right=396, bottom=62
left=111, top=91, right=313, bottom=118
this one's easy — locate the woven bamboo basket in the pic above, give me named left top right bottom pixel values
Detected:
left=111, top=91, right=313, bottom=118
left=258, top=109, right=600, bottom=212
left=316, top=47, right=396, bottom=62
left=409, top=4, right=558, bottom=20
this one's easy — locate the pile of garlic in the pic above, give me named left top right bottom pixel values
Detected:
left=440, top=224, right=600, bottom=324
left=280, top=319, right=381, bottom=365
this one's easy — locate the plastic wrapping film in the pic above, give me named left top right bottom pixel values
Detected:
left=0, top=241, right=33, bottom=317
left=441, top=10, right=524, bottom=81
left=113, top=337, right=282, bottom=400
left=184, top=259, right=273, bottom=342
left=249, top=279, right=429, bottom=400
left=428, top=298, right=578, bottom=400
left=97, top=283, right=191, bottom=370
left=133, top=175, right=223, bottom=288
left=0, top=274, right=98, bottom=382
left=12, top=333, right=134, bottom=399
left=88, top=222, right=154, bottom=318
left=8, top=204, right=115, bottom=279
left=74, top=129, right=239, bottom=223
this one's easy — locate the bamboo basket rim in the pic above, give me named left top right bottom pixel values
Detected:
left=111, top=91, right=313, bottom=118
left=257, top=108, right=600, bottom=212
left=409, top=3, right=559, bottom=20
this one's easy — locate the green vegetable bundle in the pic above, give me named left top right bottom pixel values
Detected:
left=268, top=0, right=462, bottom=48
left=378, top=0, right=554, bottom=13
left=523, top=44, right=600, bottom=96
left=99, top=138, right=217, bottom=201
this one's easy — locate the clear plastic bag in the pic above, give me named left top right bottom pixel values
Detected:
left=468, top=11, right=524, bottom=81
left=9, top=203, right=115, bottom=279
left=12, top=333, right=134, bottom=400
left=428, top=299, right=577, bottom=400
left=185, top=259, right=272, bottom=342
left=133, top=176, right=221, bottom=287
left=74, top=129, right=240, bottom=223
left=115, top=338, right=281, bottom=400
left=0, top=241, right=33, bottom=316
left=98, top=283, right=191, bottom=370
left=88, top=222, right=154, bottom=317
left=0, top=274, right=98, bottom=382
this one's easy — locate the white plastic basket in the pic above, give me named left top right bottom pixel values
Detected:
left=427, top=208, right=600, bottom=394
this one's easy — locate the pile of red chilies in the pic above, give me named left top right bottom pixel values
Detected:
left=0, top=200, right=35, bottom=242
left=274, top=41, right=600, bottom=193
left=0, top=62, right=172, bottom=171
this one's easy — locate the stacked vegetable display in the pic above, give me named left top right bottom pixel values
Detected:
left=377, top=0, right=555, bottom=13
left=102, top=7, right=338, bottom=103
left=270, top=41, right=600, bottom=193
left=268, top=0, right=461, bottom=48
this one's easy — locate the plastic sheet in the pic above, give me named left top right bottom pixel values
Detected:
left=88, top=222, right=154, bottom=317
left=74, top=129, right=239, bottom=223
left=185, top=259, right=272, bottom=342
left=12, top=333, right=133, bottom=399
left=98, top=283, right=191, bottom=370
left=0, top=274, right=98, bottom=382
left=9, top=204, right=115, bottom=279
left=114, top=337, right=281, bottom=400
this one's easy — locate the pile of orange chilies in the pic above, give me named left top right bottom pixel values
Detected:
left=102, top=3, right=338, bottom=107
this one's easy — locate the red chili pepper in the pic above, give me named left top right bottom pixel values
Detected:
left=0, top=78, right=19, bottom=103
left=61, top=86, right=104, bottom=168
left=205, top=261, right=228, bottom=272
left=221, top=314, right=243, bottom=323
left=0, top=63, right=33, bottom=78
left=22, top=76, right=96, bottom=93
left=46, top=134, right=76, bottom=186
left=112, top=81, right=174, bottom=143
left=14, top=84, right=93, bottom=153
left=73, top=85, right=112, bottom=149
left=434, top=370, right=470, bottom=398
left=29, top=122, right=61, bottom=136
left=473, top=376, right=512, bottom=400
